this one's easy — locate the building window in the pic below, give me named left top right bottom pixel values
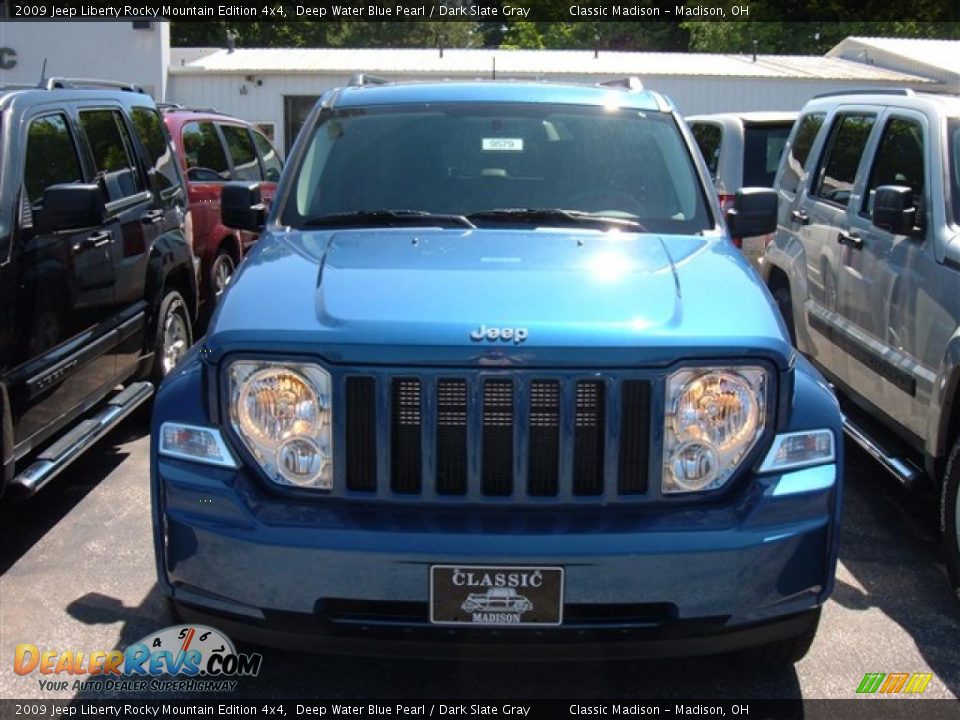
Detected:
left=284, top=96, right=320, bottom=154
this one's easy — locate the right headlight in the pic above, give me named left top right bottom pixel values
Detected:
left=663, top=367, right=767, bottom=494
left=229, top=361, right=333, bottom=490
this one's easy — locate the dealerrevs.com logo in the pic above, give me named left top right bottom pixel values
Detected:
left=14, top=625, right=262, bottom=693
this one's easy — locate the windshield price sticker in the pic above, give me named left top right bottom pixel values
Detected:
left=482, top=138, right=524, bottom=152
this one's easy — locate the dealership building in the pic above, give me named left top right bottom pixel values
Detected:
left=1, top=22, right=958, bottom=153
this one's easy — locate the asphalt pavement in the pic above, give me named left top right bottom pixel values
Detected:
left=1, top=407, right=958, bottom=702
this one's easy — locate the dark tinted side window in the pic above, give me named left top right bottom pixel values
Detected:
left=690, top=122, right=722, bottom=180
left=743, top=123, right=792, bottom=187
left=780, top=113, right=825, bottom=195
left=219, top=124, right=261, bottom=182
left=252, top=130, right=283, bottom=183
left=79, top=109, right=145, bottom=202
left=182, top=121, right=231, bottom=182
left=861, top=117, right=925, bottom=216
left=813, top=113, right=876, bottom=206
left=24, top=114, right=83, bottom=205
left=131, top=107, right=181, bottom=195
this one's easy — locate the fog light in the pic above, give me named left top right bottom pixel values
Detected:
left=276, top=437, right=330, bottom=488
left=669, top=441, right=719, bottom=492
left=159, top=423, right=238, bottom=468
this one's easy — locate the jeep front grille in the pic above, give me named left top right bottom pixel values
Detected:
left=344, top=373, right=652, bottom=502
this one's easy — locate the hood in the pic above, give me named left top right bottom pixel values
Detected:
left=210, top=228, right=792, bottom=368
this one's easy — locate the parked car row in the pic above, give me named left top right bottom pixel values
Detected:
left=5, top=72, right=956, bottom=672
left=0, top=79, right=281, bottom=500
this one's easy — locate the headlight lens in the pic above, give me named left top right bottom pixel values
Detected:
left=229, top=362, right=333, bottom=490
left=663, top=367, right=767, bottom=493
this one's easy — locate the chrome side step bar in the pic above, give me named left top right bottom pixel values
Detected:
left=12, top=381, right=154, bottom=497
left=841, top=413, right=922, bottom=488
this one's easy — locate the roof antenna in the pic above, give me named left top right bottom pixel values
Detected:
left=752, top=39, right=758, bottom=62
left=226, top=30, right=237, bottom=54
left=38, top=58, right=48, bottom=86
left=492, top=56, right=496, bottom=80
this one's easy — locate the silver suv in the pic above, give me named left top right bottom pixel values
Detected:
left=762, top=89, right=960, bottom=600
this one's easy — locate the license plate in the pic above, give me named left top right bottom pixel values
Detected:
left=429, top=565, right=563, bottom=626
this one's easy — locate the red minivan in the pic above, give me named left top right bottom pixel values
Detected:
left=160, top=105, right=283, bottom=312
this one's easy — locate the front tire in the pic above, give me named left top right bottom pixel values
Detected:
left=148, top=290, right=192, bottom=383
left=771, top=282, right=796, bottom=345
left=941, top=437, right=960, bottom=603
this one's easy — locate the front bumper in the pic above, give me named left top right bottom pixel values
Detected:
left=155, top=452, right=838, bottom=658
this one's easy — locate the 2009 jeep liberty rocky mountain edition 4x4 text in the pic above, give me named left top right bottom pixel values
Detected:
left=152, top=78, right=842, bottom=663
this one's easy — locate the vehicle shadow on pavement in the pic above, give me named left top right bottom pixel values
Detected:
left=831, top=442, right=960, bottom=696
left=65, top=583, right=803, bottom=701
left=0, top=406, right=150, bottom=576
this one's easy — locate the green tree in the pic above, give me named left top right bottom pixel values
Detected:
left=501, top=21, right=688, bottom=51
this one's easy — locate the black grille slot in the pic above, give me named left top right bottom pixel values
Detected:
left=618, top=380, right=651, bottom=495
left=528, top=380, right=560, bottom=496
left=391, top=378, right=422, bottom=494
left=573, top=381, right=605, bottom=496
left=345, top=377, right=377, bottom=492
left=436, top=379, right=468, bottom=495
left=482, top=379, right=514, bottom=496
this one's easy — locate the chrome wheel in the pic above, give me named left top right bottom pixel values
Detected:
left=211, top=253, right=235, bottom=300
left=161, top=309, right=189, bottom=375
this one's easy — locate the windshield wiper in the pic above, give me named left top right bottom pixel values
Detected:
left=467, top=208, right=646, bottom=232
left=301, top=210, right=475, bottom=229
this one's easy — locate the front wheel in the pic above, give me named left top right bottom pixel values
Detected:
left=148, top=290, right=193, bottom=383
left=941, top=437, right=960, bottom=603
left=210, top=248, right=236, bottom=302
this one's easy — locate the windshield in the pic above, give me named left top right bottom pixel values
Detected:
left=282, top=102, right=712, bottom=234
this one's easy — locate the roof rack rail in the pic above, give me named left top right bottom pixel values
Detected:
left=597, top=76, right=644, bottom=91
left=812, top=87, right=915, bottom=100
left=43, top=77, right=145, bottom=93
left=156, top=102, right=223, bottom=114
left=348, top=73, right=389, bottom=88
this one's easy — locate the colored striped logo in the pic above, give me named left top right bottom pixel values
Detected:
left=857, top=672, right=933, bottom=694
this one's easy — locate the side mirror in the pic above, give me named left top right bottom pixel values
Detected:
left=872, top=185, right=916, bottom=235
left=222, top=182, right=265, bottom=232
left=726, top=187, right=777, bottom=239
left=34, top=184, right=105, bottom=233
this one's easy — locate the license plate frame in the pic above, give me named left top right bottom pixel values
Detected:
left=429, top=565, right=564, bottom=627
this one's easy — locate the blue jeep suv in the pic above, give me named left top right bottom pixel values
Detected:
left=150, top=78, right=843, bottom=663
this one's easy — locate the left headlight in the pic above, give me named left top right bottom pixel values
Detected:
left=229, top=361, right=333, bottom=490
left=663, top=367, right=767, bottom=494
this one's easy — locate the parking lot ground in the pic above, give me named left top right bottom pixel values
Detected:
left=1, top=409, right=958, bottom=701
